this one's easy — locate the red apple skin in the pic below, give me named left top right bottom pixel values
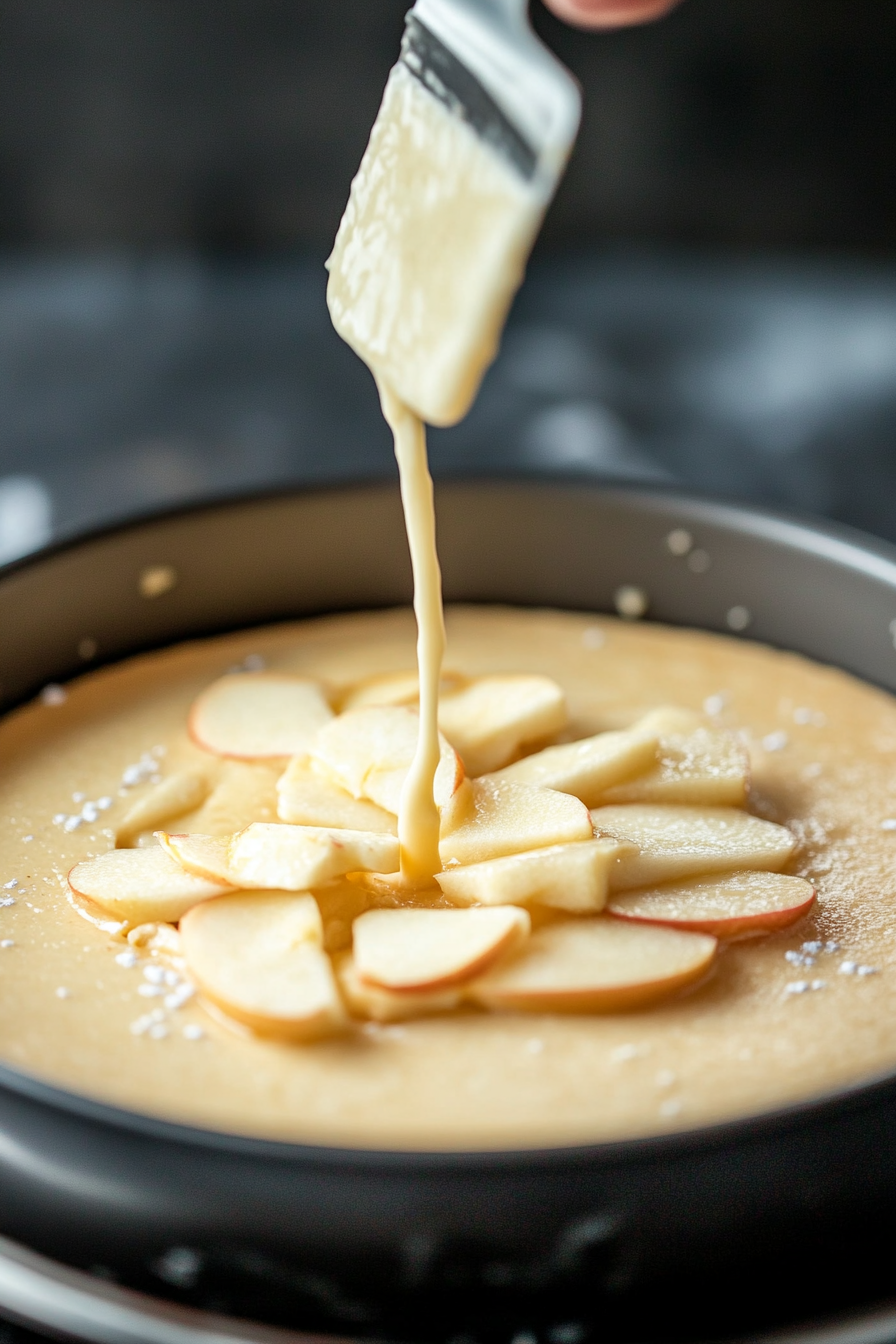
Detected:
left=607, top=888, right=816, bottom=940
left=474, top=957, right=716, bottom=1014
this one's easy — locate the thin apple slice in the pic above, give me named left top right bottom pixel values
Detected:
left=277, top=756, right=397, bottom=833
left=117, top=768, right=213, bottom=843
left=435, top=838, right=633, bottom=912
left=471, top=918, right=717, bottom=1013
left=157, top=831, right=238, bottom=885
left=336, top=953, right=462, bottom=1022
left=600, top=724, right=749, bottom=807
left=353, top=906, right=530, bottom=992
left=634, top=707, right=706, bottom=735
left=436, top=675, right=568, bottom=776
left=184, top=761, right=280, bottom=836
left=339, top=670, right=465, bottom=712
left=609, top=871, right=816, bottom=937
left=439, top=779, right=593, bottom=867
left=229, top=823, right=399, bottom=890
left=485, top=728, right=658, bottom=805
left=69, top=846, right=231, bottom=923
left=180, top=892, right=345, bottom=1040
left=592, top=804, right=796, bottom=890
left=310, top=706, right=463, bottom=814
left=189, top=673, right=333, bottom=759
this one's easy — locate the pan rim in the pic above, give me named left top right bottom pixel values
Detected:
left=2, top=475, right=896, bottom=1170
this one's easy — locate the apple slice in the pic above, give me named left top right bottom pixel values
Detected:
left=485, top=728, right=658, bottom=806
left=180, top=892, right=345, bottom=1040
left=609, top=871, right=816, bottom=937
left=117, top=768, right=213, bottom=843
left=185, top=762, right=280, bottom=836
left=310, top=706, right=464, bottom=814
left=189, top=673, right=333, bottom=759
left=435, top=838, right=632, bottom=912
left=591, top=804, right=796, bottom=890
left=600, top=725, right=749, bottom=807
left=439, top=779, right=593, bottom=867
left=277, top=756, right=397, bottom=833
left=471, top=917, right=717, bottom=1013
left=69, top=846, right=231, bottom=923
left=336, top=953, right=462, bottom=1022
left=633, top=707, right=706, bottom=735
left=314, top=879, right=376, bottom=954
left=157, top=831, right=238, bottom=885
left=339, top=670, right=465, bottom=712
left=228, top=822, right=399, bottom=890
left=353, top=906, right=530, bottom=992
left=436, top=676, right=568, bottom=776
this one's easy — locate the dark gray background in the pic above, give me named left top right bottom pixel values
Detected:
left=0, top=0, right=894, bottom=561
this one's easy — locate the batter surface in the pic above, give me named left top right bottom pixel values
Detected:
left=1, top=604, right=895, bottom=1150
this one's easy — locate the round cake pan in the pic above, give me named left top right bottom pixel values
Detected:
left=1, top=479, right=896, bottom=1343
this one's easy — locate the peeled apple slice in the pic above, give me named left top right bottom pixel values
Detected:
left=184, top=761, right=281, bottom=835
left=353, top=905, right=530, bottom=992
left=229, top=823, right=399, bottom=890
left=485, top=727, right=658, bottom=805
left=609, top=871, right=815, bottom=937
left=277, top=756, right=397, bottom=833
left=339, top=670, right=465, bottom=712
left=189, top=673, right=333, bottom=759
left=600, top=726, right=749, bottom=808
left=439, top=779, right=593, bottom=867
left=435, top=838, right=631, bottom=912
left=116, top=768, right=212, bottom=843
left=591, top=804, right=796, bottom=890
left=157, top=831, right=238, bottom=885
left=310, top=706, right=463, bottom=814
left=436, top=675, right=567, bottom=776
left=336, top=953, right=461, bottom=1022
left=471, top=918, right=717, bottom=1013
left=69, top=846, right=231, bottom=923
left=180, top=892, right=345, bottom=1040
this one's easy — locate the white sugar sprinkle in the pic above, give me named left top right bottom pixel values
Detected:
left=611, top=1043, right=645, bottom=1062
left=3, top=880, right=18, bottom=890
left=801, top=941, right=823, bottom=955
left=138, top=983, right=165, bottom=998
left=115, top=950, right=138, bottom=968
left=703, top=692, right=729, bottom=716
left=581, top=626, right=606, bottom=649
left=81, top=802, right=99, bottom=823
left=839, top=960, right=857, bottom=975
left=182, top=1024, right=205, bottom=1041
left=655, top=1069, right=677, bottom=1089
left=143, top=965, right=166, bottom=985
left=55, top=986, right=71, bottom=999
left=857, top=965, right=878, bottom=977
left=52, top=814, right=66, bottom=826
left=810, top=979, right=827, bottom=991
left=726, top=605, right=751, bottom=632
left=659, top=1098, right=682, bottom=1117
left=97, top=797, right=113, bottom=811
left=22, top=835, right=32, bottom=843
left=148, top=1023, right=169, bottom=1040
left=72, top=792, right=85, bottom=804
left=763, top=731, right=789, bottom=752
left=63, top=816, right=82, bottom=833
left=881, top=819, right=896, bottom=831
left=40, top=684, right=67, bottom=706
left=163, top=969, right=180, bottom=987
left=0, top=897, right=15, bottom=909
left=525, top=1038, right=544, bottom=1055
left=785, top=981, right=810, bottom=995
left=614, top=585, right=649, bottom=620
left=666, top=528, right=693, bottom=556
left=165, top=984, right=195, bottom=1011
left=0, top=940, right=14, bottom=949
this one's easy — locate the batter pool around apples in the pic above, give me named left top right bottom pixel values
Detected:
left=0, top=604, right=894, bottom=1150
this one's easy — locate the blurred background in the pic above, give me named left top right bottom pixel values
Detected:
left=0, top=0, right=894, bottom=561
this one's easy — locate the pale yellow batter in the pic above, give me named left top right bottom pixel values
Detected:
left=2, top=604, right=896, bottom=1150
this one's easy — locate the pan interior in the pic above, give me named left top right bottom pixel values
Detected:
left=0, top=600, right=894, bottom=1151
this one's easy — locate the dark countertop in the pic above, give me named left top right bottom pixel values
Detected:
left=0, top=250, right=895, bottom=569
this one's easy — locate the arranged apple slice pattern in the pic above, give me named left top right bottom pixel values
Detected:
left=68, top=666, right=812, bottom=1041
